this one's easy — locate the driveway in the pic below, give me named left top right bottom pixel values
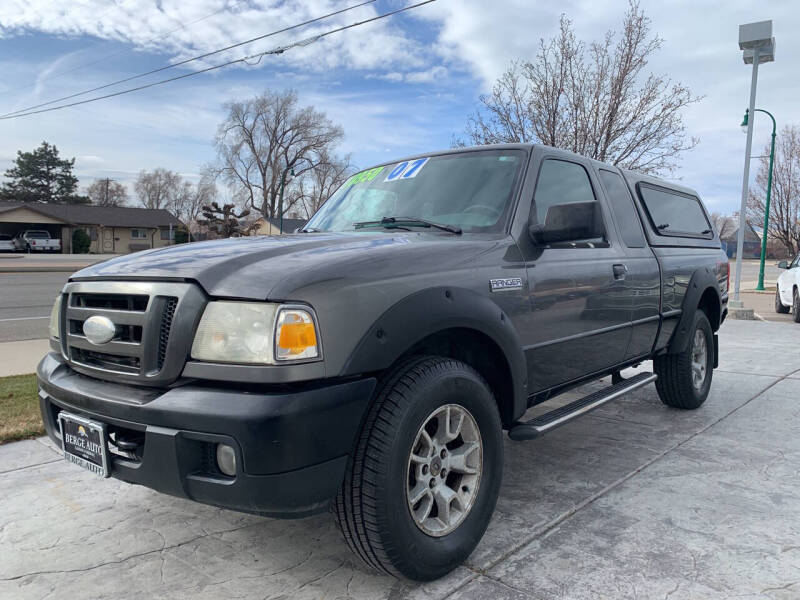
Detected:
left=2, top=319, right=800, bottom=599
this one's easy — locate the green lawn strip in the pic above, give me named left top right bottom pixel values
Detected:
left=0, top=373, right=44, bottom=444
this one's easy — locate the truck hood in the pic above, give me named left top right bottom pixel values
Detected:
left=73, top=232, right=509, bottom=300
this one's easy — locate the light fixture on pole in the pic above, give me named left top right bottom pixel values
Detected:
left=731, top=20, right=775, bottom=317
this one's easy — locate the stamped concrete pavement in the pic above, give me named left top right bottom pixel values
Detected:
left=1, top=319, right=799, bottom=600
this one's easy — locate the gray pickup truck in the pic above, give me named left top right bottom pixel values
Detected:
left=38, top=144, right=728, bottom=580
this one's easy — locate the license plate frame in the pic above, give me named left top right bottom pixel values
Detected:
left=57, top=412, right=110, bottom=478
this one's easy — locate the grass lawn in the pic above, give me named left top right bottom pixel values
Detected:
left=0, top=374, right=45, bottom=444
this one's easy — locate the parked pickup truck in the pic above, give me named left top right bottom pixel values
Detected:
left=38, top=144, right=728, bottom=581
left=15, top=229, right=61, bottom=252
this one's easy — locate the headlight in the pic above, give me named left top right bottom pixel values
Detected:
left=49, top=295, right=62, bottom=340
left=190, top=302, right=320, bottom=364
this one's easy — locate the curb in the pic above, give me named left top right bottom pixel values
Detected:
left=0, top=266, right=90, bottom=273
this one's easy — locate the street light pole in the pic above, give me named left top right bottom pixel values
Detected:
left=732, top=20, right=775, bottom=311
left=733, top=45, right=760, bottom=302
left=277, top=166, right=294, bottom=234
left=742, top=108, right=777, bottom=291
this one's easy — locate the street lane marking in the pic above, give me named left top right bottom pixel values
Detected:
left=0, top=316, right=49, bottom=322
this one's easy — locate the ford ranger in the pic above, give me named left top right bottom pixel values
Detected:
left=38, top=144, right=728, bottom=581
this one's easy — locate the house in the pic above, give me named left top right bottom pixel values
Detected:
left=0, top=201, right=181, bottom=254
left=719, top=219, right=761, bottom=259
left=251, top=217, right=307, bottom=236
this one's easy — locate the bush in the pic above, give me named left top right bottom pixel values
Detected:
left=174, top=228, right=190, bottom=244
left=72, top=228, right=90, bottom=253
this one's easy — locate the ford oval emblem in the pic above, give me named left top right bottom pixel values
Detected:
left=83, top=315, right=116, bottom=345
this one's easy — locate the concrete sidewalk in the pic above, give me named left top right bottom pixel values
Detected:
left=0, top=253, right=117, bottom=273
left=0, top=339, right=50, bottom=377
left=2, top=319, right=800, bottom=599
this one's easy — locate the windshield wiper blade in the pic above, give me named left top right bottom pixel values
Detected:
left=354, top=216, right=462, bottom=234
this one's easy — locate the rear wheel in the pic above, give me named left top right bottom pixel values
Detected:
left=654, top=310, right=714, bottom=409
left=333, top=356, right=503, bottom=581
left=793, top=288, right=800, bottom=323
left=776, top=287, right=790, bottom=313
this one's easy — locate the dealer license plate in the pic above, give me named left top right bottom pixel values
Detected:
left=58, top=412, right=110, bottom=477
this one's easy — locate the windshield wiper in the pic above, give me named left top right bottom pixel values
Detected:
left=354, top=216, right=462, bottom=235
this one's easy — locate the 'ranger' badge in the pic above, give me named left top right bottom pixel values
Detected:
left=490, top=277, right=523, bottom=292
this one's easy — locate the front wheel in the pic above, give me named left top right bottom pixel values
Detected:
left=653, top=310, right=714, bottom=409
left=333, top=356, right=503, bottom=581
left=776, top=288, right=790, bottom=314
left=793, top=288, right=800, bottom=323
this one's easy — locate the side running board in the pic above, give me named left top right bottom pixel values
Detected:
left=508, top=372, right=657, bottom=441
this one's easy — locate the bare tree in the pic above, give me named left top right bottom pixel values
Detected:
left=458, top=2, right=700, bottom=175
left=86, top=179, right=128, bottom=206
left=214, top=89, right=345, bottom=219
left=295, top=151, right=353, bottom=219
left=134, top=168, right=182, bottom=210
left=748, top=125, right=800, bottom=256
left=199, top=201, right=251, bottom=238
left=171, top=170, right=218, bottom=227
left=709, top=212, right=735, bottom=239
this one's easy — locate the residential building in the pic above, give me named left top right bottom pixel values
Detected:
left=251, top=217, right=307, bottom=236
left=0, top=201, right=181, bottom=254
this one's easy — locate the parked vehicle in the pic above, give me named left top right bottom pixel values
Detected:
left=14, top=229, right=61, bottom=252
left=0, top=233, right=15, bottom=252
left=38, top=144, right=728, bottom=581
left=775, top=252, right=800, bottom=321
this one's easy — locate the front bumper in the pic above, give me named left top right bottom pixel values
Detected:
left=37, top=352, right=375, bottom=517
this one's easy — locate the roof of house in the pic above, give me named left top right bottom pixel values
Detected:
left=720, top=219, right=760, bottom=243
left=265, top=217, right=307, bottom=232
left=0, top=201, right=180, bottom=228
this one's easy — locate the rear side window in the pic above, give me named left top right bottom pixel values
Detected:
left=599, top=170, right=645, bottom=248
left=638, top=184, right=711, bottom=238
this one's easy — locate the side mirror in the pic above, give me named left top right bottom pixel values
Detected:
left=777, top=260, right=789, bottom=269
left=529, top=201, right=603, bottom=245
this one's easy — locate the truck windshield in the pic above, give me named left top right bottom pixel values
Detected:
left=25, top=231, right=50, bottom=238
left=305, top=149, right=526, bottom=233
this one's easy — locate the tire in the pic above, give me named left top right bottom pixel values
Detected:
left=793, top=288, right=800, bottom=323
left=776, top=288, right=790, bottom=314
left=653, top=310, right=714, bottom=410
left=333, top=356, right=503, bottom=581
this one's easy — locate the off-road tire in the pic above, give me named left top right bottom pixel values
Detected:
left=653, top=310, right=713, bottom=410
left=333, top=356, right=503, bottom=581
left=776, top=288, right=790, bottom=314
left=793, top=288, right=800, bottom=323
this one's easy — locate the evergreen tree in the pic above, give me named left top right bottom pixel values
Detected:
left=1, top=141, right=83, bottom=203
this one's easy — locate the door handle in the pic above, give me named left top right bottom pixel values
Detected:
left=613, top=264, right=627, bottom=280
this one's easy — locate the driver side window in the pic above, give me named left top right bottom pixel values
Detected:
left=532, top=159, right=606, bottom=244
left=792, top=253, right=800, bottom=268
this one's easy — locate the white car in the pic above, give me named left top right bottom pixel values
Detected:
left=0, top=234, right=15, bottom=252
left=775, top=252, right=800, bottom=322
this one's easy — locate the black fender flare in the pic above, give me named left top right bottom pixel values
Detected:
left=340, top=286, right=528, bottom=422
left=669, top=267, right=721, bottom=355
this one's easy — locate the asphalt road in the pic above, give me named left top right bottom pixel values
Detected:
left=0, top=272, right=69, bottom=342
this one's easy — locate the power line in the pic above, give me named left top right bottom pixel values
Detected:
left=21, top=0, right=242, bottom=92
left=2, top=0, right=378, bottom=118
left=1, top=0, right=435, bottom=121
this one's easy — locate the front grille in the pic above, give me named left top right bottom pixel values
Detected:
left=61, top=281, right=201, bottom=386
left=71, top=347, right=141, bottom=374
left=158, top=298, right=178, bottom=369
left=71, top=292, right=148, bottom=312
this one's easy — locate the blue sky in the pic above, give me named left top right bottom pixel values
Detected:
left=1, top=0, right=799, bottom=215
